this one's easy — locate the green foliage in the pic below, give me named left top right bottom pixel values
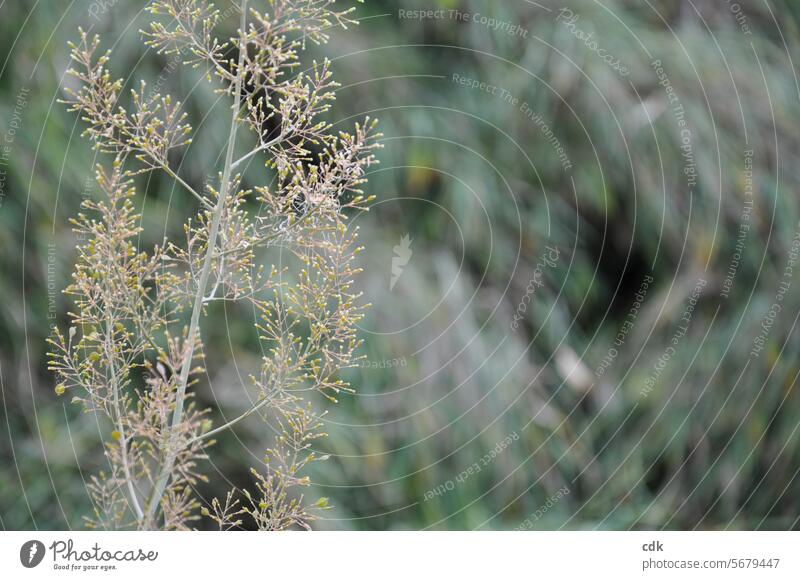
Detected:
left=3, top=0, right=800, bottom=531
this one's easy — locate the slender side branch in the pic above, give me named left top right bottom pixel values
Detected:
left=105, top=315, right=145, bottom=520
left=158, top=161, right=213, bottom=209
left=191, top=395, right=274, bottom=445
left=230, top=132, right=285, bottom=171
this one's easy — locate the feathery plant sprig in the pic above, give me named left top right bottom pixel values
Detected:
left=48, top=0, right=380, bottom=530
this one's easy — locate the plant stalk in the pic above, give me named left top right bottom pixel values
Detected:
left=143, top=0, right=249, bottom=528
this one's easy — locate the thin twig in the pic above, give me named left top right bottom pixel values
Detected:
left=157, top=160, right=213, bottom=209
left=230, top=132, right=286, bottom=171
left=190, top=395, right=274, bottom=445
left=105, top=311, right=144, bottom=520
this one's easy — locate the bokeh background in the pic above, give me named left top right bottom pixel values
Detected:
left=3, top=0, right=800, bottom=530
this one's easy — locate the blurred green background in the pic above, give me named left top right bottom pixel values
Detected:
left=3, top=0, right=800, bottom=530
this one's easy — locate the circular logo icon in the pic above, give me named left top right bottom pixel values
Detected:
left=19, top=540, right=45, bottom=568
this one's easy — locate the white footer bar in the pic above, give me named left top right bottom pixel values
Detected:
left=1, top=531, right=797, bottom=579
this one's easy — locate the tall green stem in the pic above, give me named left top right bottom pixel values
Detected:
left=143, top=0, right=249, bottom=528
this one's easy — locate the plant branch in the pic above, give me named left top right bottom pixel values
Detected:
left=104, top=313, right=144, bottom=520
left=158, top=160, right=213, bottom=209
left=143, top=0, right=249, bottom=528
left=230, top=132, right=286, bottom=171
left=190, top=394, right=274, bottom=445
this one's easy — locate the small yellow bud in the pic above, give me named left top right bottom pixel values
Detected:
left=315, top=497, right=329, bottom=508
left=201, top=507, right=210, bottom=516
left=110, top=430, right=121, bottom=441
left=55, top=384, right=66, bottom=396
left=258, top=502, right=268, bottom=510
